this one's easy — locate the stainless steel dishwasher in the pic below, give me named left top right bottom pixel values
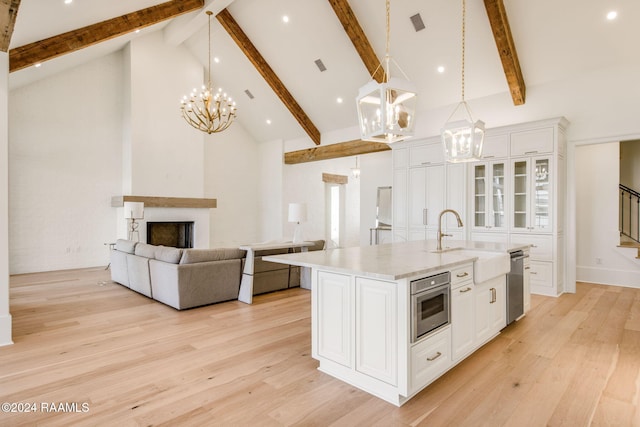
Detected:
left=507, top=250, right=528, bottom=325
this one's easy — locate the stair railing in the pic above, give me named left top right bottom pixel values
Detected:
left=620, top=184, right=640, bottom=243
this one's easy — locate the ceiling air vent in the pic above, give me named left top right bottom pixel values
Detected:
left=314, top=59, right=327, bottom=72
left=244, top=89, right=255, bottom=99
left=410, top=13, right=425, bottom=32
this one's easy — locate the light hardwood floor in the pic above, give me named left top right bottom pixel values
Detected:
left=1, top=267, right=639, bottom=426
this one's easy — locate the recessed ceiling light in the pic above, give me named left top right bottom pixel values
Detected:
left=437, top=66, right=445, bottom=73
left=135, top=29, right=140, bottom=34
left=336, top=97, right=343, bottom=104
left=266, top=119, right=272, bottom=125
left=607, top=10, right=618, bottom=20
left=214, top=57, right=220, bottom=63
left=34, top=63, right=42, bottom=68
left=64, top=0, right=72, bottom=4
left=282, top=15, right=289, bottom=23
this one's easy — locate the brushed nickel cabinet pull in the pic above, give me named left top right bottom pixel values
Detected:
left=460, top=287, right=472, bottom=293
left=525, top=150, right=538, bottom=154
left=524, top=266, right=531, bottom=270
left=456, top=272, right=469, bottom=278
left=423, top=208, right=428, bottom=225
left=490, top=288, right=496, bottom=303
left=427, top=352, right=442, bottom=361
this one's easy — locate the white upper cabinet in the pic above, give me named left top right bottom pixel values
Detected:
left=409, top=142, right=444, bottom=167
left=471, top=161, right=508, bottom=232
left=510, top=127, right=554, bottom=157
left=394, top=147, right=409, bottom=169
left=481, top=134, right=509, bottom=159
left=511, top=157, right=553, bottom=233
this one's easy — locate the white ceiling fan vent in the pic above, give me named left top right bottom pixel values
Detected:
left=410, top=13, right=426, bottom=32
left=244, top=89, right=255, bottom=99
left=314, top=59, right=327, bottom=72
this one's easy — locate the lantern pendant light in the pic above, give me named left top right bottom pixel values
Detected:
left=356, top=0, right=417, bottom=144
left=441, top=0, right=484, bottom=162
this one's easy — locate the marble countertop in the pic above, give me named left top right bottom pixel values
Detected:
left=263, top=239, right=529, bottom=281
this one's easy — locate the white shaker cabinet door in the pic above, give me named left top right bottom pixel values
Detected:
left=451, top=283, right=475, bottom=362
left=316, top=271, right=352, bottom=368
left=355, top=277, right=398, bottom=386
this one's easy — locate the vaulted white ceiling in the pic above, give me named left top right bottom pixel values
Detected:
left=8, top=0, right=640, bottom=144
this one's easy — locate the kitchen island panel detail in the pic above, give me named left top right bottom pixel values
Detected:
left=356, top=277, right=398, bottom=387
left=315, top=271, right=352, bottom=368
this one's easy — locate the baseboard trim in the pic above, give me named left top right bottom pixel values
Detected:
left=577, top=266, right=640, bottom=289
left=0, top=314, right=13, bottom=346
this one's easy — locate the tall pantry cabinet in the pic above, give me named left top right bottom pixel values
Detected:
left=392, top=136, right=466, bottom=244
left=392, top=117, right=568, bottom=296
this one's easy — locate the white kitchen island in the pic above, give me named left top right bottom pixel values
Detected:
left=264, top=240, right=529, bottom=406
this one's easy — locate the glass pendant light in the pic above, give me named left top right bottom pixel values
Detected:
left=356, top=0, right=417, bottom=144
left=441, top=0, right=484, bottom=162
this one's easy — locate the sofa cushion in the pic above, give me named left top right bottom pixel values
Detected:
left=115, top=239, right=137, bottom=254
left=134, top=243, right=157, bottom=259
left=180, top=248, right=246, bottom=264
left=155, top=246, right=183, bottom=264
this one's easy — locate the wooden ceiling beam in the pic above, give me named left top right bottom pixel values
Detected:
left=327, top=0, right=383, bottom=83
left=285, top=139, right=390, bottom=165
left=483, top=0, right=526, bottom=105
left=216, top=8, right=321, bottom=146
left=0, top=0, right=20, bottom=52
left=9, top=0, right=203, bottom=72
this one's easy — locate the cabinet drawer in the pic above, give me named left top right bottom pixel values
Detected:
left=451, top=264, right=473, bottom=286
left=529, top=261, right=553, bottom=288
left=510, top=234, right=552, bottom=261
left=510, top=127, right=554, bottom=156
left=411, top=327, right=451, bottom=393
left=410, top=143, right=444, bottom=166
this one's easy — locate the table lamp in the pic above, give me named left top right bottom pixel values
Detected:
left=124, top=201, right=144, bottom=241
left=288, top=203, right=307, bottom=244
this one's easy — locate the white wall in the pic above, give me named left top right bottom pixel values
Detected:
left=282, top=154, right=361, bottom=247
left=575, top=142, right=640, bottom=288
left=620, top=140, right=640, bottom=191
left=408, top=64, right=640, bottom=146
left=258, top=139, right=284, bottom=242
left=8, top=52, right=124, bottom=274
left=204, top=123, right=261, bottom=247
left=126, top=32, right=204, bottom=197
left=0, top=52, right=12, bottom=346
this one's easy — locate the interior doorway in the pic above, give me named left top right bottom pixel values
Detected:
left=325, top=182, right=345, bottom=249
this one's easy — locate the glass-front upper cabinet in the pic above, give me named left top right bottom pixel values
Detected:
left=511, top=157, right=552, bottom=232
left=472, top=161, right=507, bottom=231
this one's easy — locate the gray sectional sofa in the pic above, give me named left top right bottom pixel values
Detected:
left=110, top=239, right=325, bottom=310
left=110, top=239, right=245, bottom=310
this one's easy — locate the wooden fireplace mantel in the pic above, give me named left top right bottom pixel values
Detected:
left=111, top=196, right=217, bottom=209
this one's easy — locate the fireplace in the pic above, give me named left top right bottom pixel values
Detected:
left=147, top=221, right=194, bottom=248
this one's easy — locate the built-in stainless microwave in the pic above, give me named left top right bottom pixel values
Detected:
left=411, top=272, right=451, bottom=342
